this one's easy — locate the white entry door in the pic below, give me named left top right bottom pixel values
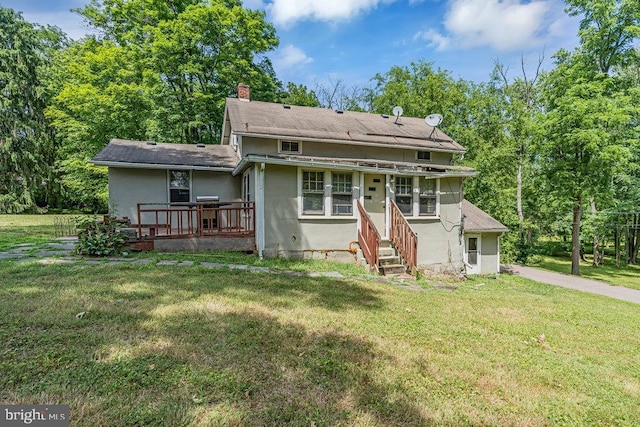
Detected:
left=363, top=174, right=386, bottom=235
left=465, top=235, right=481, bottom=274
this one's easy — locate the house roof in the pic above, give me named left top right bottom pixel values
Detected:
left=462, top=200, right=509, bottom=233
left=91, top=139, right=239, bottom=170
left=224, top=98, right=466, bottom=153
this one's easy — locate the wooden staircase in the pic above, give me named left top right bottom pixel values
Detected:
left=357, top=200, right=417, bottom=277
left=378, top=239, right=408, bottom=276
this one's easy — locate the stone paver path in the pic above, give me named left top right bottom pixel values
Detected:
left=0, top=238, right=346, bottom=280
left=509, top=264, right=640, bottom=304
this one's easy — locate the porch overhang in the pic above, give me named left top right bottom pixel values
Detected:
left=232, top=154, right=477, bottom=178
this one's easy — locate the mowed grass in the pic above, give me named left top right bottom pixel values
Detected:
left=0, top=214, right=79, bottom=251
left=1, top=262, right=639, bottom=426
left=532, top=255, right=640, bottom=291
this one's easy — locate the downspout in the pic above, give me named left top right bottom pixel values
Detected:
left=257, top=163, right=266, bottom=258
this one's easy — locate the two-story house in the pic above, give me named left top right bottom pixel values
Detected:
left=92, top=84, right=507, bottom=275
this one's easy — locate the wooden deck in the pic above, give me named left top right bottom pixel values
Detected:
left=136, top=202, right=255, bottom=240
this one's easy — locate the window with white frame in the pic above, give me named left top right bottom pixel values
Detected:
left=280, top=140, right=301, bottom=153
left=332, top=173, right=353, bottom=215
left=169, top=170, right=190, bottom=203
left=395, top=176, right=413, bottom=215
left=394, top=176, right=439, bottom=216
left=302, top=170, right=325, bottom=215
left=419, top=179, right=437, bottom=215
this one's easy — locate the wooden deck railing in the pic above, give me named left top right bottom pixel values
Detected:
left=136, top=201, right=255, bottom=239
left=357, top=200, right=381, bottom=272
left=390, top=200, right=418, bottom=274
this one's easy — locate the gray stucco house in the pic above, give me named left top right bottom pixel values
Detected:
left=91, top=84, right=507, bottom=275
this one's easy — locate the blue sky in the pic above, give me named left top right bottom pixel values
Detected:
left=2, top=0, right=580, bottom=88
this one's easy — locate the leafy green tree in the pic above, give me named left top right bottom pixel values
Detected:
left=78, top=0, right=280, bottom=144
left=0, top=8, right=66, bottom=212
left=279, top=82, right=320, bottom=107
left=369, top=61, right=469, bottom=132
left=47, top=39, right=153, bottom=211
left=539, top=51, right=633, bottom=275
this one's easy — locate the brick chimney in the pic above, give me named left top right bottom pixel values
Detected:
left=237, top=83, right=250, bottom=101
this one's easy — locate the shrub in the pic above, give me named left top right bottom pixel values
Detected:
left=76, top=215, right=128, bottom=256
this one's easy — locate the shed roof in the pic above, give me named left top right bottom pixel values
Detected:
left=463, top=200, right=509, bottom=233
left=224, top=98, right=466, bottom=153
left=91, top=139, right=239, bottom=170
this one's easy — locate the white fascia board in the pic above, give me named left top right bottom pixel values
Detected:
left=232, top=155, right=477, bottom=178
left=91, top=160, right=234, bottom=172
left=234, top=132, right=466, bottom=154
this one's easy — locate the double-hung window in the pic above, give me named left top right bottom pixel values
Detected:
left=332, top=173, right=353, bottom=215
left=395, top=176, right=413, bottom=215
left=302, top=171, right=325, bottom=215
left=394, top=176, right=439, bottom=216
left=169, top=170, right=190, bottom=203
left=419, top=179, right=437, bottom=215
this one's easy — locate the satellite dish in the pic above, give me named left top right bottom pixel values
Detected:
left=425, top=113, right=443, bottom=127
left=392, top=106, right=403, bottom=124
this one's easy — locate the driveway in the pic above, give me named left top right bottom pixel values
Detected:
left=508, top=264, right=640, bottom=304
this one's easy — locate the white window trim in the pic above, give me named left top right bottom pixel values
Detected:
left=393, top=176, right=440, bottom=218
left=465, top=234, right=481, bottom=274
left=167, top=169, right=192, bottom=203
left=415, top=176, right=439, bottom=217
left=279, top=139, right=302, bottom=154
left=298, top=167, right=357, bottom=219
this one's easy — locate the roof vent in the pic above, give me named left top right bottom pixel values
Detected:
left=336, top=110, right=344, bottom=114
left=146, top=141, right=157, bottom=145
left=196, top=143, right=205, bottom=148
left=283, top=104, right=291, bottom=109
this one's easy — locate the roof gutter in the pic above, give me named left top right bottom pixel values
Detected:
left=91, top=160, right=235, bottom=172
left=233, top=131, right=466, bottom=154
left=233, top=155, right=478, bottom=178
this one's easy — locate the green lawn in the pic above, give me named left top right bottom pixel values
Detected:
left=0, top=214, right=79, bottom=251
left=1, top=261, right=638, bottom=426
left=532, top=255, right=640, bottom=291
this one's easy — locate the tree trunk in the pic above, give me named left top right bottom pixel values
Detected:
left=517, top=163, right=523, bottom=223
left=633, top=215, right=640, bottom=264
left=590, top=198, right=601, bottom=266
left=571, top=197, right=582, bottom=276
left=615, top=225, right=621, bottom=268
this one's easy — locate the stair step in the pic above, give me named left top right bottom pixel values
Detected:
left=380, top=264, right=407, bottom=275
left=379, top=239, right=393, bottom=248
left=379, top=255, right=401, bottom=266
left=379, top=247, right=396, bottom=257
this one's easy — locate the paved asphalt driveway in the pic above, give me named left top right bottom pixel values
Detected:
left=509, top=264, right=640, bottom=304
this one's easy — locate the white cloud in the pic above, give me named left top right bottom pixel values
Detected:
left=271, top=44, right=314, bottom=73
left=267, top=0, right=396, bottom=27
left=417, top=0, right=556, bottom=52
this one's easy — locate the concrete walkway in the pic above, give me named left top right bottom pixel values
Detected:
left=509, top=264, right=640, bottom=304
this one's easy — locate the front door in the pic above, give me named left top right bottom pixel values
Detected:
left=465, top=235, right=480, bottom=274
left=363, top=174, right=386, bottom=235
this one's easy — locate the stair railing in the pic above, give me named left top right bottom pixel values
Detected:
left=357, top=200, right=380, bottom=272
left=390, top=200, right=418, bottom=274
